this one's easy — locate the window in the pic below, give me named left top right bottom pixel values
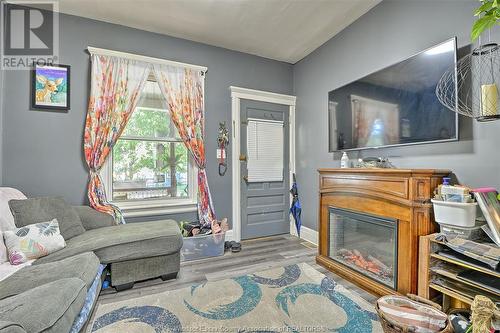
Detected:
left=102, top=78, right=197, bottom=216
left=246, top=119, right=284, bottom=182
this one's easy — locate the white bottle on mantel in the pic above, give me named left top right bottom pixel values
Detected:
left=340, top=152, right=349, bottom=168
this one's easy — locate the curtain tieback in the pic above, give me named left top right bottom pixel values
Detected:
left=89, top=169, right=102, bottom=177
left=89, top=170, right=104, bottom=189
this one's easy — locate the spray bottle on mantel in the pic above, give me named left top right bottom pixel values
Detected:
left=340, top=152, right=349, bottom=168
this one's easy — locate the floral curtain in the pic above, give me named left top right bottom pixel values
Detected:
left=84, top=54, right=150, bottom=224
left=153, top=65, right=219, bottom=231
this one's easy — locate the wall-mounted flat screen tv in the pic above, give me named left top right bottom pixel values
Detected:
left=328, top=38, right=458, bottom=152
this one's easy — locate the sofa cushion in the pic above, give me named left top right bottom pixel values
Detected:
left=0, top=252, right=99, bottom=300
left=73, top=206, right=115, bottom=230
left=3, top=219, right=66, bottom=265
left=0, top=187, right=27, bottom=233
left=0, top=278, right=86, bottom=333
left=9, top=197, right=86, bottom=240
left=0, top=188, right=27, bottom=264
left=0, top=260, right=34, bottom=282
left=0, top=320, right=26, bottom=333
left=34, top=220, right=182, bottom=264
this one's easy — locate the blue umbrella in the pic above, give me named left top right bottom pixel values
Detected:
left=290, top=174, right=302, bottom=237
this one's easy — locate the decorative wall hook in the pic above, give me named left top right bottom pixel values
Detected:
left=217, top=122, right=229, bottom=176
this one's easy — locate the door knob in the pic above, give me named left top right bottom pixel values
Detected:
left=239, top=154, right=247, bottom=161
left=243, top=175, right=248, bottom=182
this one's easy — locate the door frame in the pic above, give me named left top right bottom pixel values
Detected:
left=229, top=86, right=296, bottom=242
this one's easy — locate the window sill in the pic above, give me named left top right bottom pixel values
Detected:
left=113, top=200, right=198, bottom=218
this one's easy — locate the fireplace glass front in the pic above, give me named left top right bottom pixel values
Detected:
left=328, top=207, right=398, bottom=289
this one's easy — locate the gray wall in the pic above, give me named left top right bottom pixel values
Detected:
left=4, top=1, right=499, bottom=231
left=293, top=0, right=500, bottom=231
left=1, top=12, right=293, bottom=224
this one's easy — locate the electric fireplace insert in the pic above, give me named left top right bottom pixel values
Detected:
left=328, top=207, right=398, bottom=289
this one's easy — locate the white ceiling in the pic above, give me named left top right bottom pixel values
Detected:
left=54, top=0, right=381, bottom=64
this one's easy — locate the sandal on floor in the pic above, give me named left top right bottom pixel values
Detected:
left=231, top=242, right=241, bottom=253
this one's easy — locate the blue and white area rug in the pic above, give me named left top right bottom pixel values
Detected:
left=89, top=263, right=382, bottom=332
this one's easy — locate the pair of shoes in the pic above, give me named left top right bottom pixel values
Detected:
left=224, top=241, right=242, bottom=253
left=179, top=221, right=202, bottom=237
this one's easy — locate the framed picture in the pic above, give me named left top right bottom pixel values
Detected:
left=31, top=64, right=70, bottom=111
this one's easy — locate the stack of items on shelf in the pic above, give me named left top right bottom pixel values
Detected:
left=474, top=188, right=500, bottom=247
left=434, top=178, right=474, bottom=203
left=431, top=178, right=500, bottom=245
left=427, top=178, right=500, bottom=332
left=422, top=232, right=500, bottom=332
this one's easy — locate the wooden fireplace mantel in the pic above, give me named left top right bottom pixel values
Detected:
left=316, top=168, right=450, bottom=296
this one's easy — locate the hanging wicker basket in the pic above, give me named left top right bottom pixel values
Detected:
left=436, top=42, right=500, bottom=121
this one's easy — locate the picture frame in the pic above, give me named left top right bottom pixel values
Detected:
left=31, top=63, right=70, bottom=111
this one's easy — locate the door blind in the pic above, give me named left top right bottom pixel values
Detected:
left=246, top=118, right=284, bottom=182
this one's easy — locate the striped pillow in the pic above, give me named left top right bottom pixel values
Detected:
left=377, top=295, right=447, bottom=333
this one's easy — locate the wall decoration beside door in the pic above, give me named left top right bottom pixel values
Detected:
left=31, top=64, right=70, bottom=111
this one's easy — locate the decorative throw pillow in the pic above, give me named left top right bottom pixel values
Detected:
left=3, top=219, right=66, bottom=265
left=9, top=196, right=86, bottom=240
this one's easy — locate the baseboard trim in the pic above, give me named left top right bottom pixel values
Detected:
left=225, top=226, right=317, bottom=245
left=290, top=222, right=318, bottom=246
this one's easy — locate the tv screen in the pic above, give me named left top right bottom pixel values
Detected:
left=328, top=38, right=458, bottom=151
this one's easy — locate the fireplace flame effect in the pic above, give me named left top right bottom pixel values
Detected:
left=337, top=248, right=393, bottom=283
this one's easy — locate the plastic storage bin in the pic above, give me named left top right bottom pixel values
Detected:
left=431, top=199, right=479, bottom=227
left=439, top=223, right=485, bottom=240
left=181, top=232, right=225, bottom=261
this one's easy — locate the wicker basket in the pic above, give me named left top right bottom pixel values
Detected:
left=375, top=294, right=454, bottom=333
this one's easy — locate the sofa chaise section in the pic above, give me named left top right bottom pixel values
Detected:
left=34, top=219, right=182, bottom=264
left=34, top=208, right=183, bottom=290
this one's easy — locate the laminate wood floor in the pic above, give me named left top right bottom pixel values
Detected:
left=97, top=234, right=377, bottom=306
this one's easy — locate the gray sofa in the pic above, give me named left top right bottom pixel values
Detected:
left=37, top=206, right=183, bottom=289
left=0, top=253, right=100, bottom=333
left=0, top=204, right=183, bottom=332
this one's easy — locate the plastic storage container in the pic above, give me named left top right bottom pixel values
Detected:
left=439, top=223, right=485, bottom=240
left=181, top=232, right=225, bottom=261
left=431, top=199, right=479, bottom=227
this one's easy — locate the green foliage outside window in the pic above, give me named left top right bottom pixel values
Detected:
left=112, top=107, right=189, bottom=200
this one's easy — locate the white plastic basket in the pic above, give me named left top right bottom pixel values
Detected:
left=431, top=199, right=479, bottom=227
